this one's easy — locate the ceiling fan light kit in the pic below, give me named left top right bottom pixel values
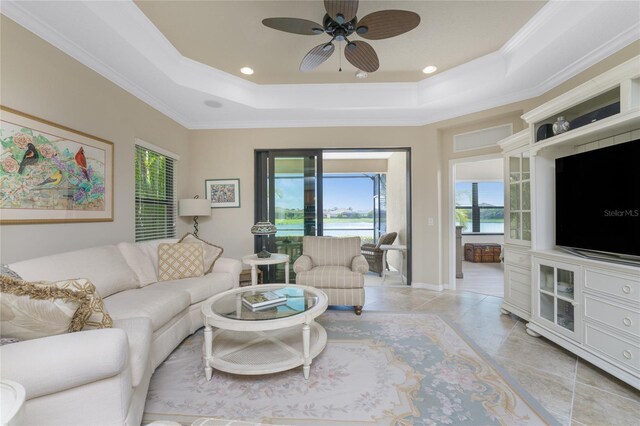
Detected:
left=262, top=0, right=420, bottom=74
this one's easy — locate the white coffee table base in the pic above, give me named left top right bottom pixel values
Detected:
left=205, top=322, right=327, bottom=380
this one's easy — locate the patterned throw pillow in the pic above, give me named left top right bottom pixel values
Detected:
left=178, top=233, right=224, bottom=273
left=55, top=278, right=112, bottom=330
left=0, top=265, right=22, bottom=280
left=157, top=243, right=205, bottom=282
left=0, top=275, right=112, bottom=341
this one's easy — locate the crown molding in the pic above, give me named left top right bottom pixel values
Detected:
left=2, top=0, right=639, bottom=129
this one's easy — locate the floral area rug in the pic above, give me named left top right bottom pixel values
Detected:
left=143, top=312, right=557, bottom=425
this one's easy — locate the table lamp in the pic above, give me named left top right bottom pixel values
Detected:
left=251, top=220, right=277, bottom=258
left=179, top=195, right=210, bottom=238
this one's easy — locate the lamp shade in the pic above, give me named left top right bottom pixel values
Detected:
left=251, top=221, right=277, bottom=235
left=179, top=198, right=211, bottom=217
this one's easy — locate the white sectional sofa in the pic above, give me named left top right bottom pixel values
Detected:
left=0, top=238, right=242, bottom=425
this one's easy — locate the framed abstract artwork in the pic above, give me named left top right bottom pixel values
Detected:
left=205, top=178, right=240, bottom=208
left=0, top=107, right=114, bottom=223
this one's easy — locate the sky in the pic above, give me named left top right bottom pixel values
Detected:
left=455, top=182, right=504, bottom=206
left=274, top=175, right=374, bottom=212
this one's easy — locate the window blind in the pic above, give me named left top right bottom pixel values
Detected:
left=135, top=145, right=176, bottom=242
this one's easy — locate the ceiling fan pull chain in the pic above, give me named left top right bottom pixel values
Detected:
left=339, top=41, right=342, bottom=72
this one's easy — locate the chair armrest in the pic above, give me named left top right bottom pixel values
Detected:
left=293, top=255, right=312, bottom=273
left=211, top=257, right=243, bottom=287
left=0, top=328, right=129, bottom=399
left=351, top=255, right=369, bottom=274
left=360, top=244, right=380, bottom=254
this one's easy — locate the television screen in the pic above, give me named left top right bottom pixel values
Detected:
left=556, top=140, right=640, bottom=258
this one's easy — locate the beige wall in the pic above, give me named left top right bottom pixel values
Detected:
left=0, top=17, right=190, bottom=264
left=187, top=127, right=445, bottom=284
left=385, top=152, right=407, bottom=274
left=2, top=15, right=637, bottom=286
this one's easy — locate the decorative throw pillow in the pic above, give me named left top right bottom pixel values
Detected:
left=55, top=278, right=113, bottom=330
left=0, top=275, right=89, bottom=341
left=0, top=265, right=22, bottom=280
left=157, top=243, right=205, bottom=281
left=178, top=233, right=224, bottom=273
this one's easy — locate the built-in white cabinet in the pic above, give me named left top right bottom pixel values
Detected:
left=500, top=55, right=640, bottom=389
left=500, top=131, right=532, bottom=320
left=528, top=252, right=640, bottom=387
left=502, top=246, right=531, bottom=319
left=532, top=257, right=581, bottom=341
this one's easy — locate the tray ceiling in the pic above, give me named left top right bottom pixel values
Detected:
left=1, top=1, right=639, bottom=129
left=134, top=1, right=546, bottom=84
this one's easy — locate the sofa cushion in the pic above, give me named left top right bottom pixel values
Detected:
left=9, top=245, right=140, bottom=298
left=158, top=243, right=204, bottom=281
left=117, top=242, right=157, bottom=286
left=302, top=236, right=362, bottom=267
left=295, top=265, right=365, bottom=289
left=134, top=238, right=179, bottom=279
left=104, top=288, right=190, bottom=331
left=145, top=274, right=234, bottom=304
left=178, top=233, right=224, bottom=273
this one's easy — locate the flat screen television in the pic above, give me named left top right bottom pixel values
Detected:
left=555, top=140, right=640, bottom=264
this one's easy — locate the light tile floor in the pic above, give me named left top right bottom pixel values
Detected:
left=456, top=260, right=504, bottom=297
left=361, top=286, right=640, bottom=426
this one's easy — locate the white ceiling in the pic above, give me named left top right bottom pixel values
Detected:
left=1, top=1, right=639, bottom=129
left=134, top=1, right=546, bottom=84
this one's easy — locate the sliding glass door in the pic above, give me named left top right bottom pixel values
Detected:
left=255, top=150, right=323, bottom=281
left=256, top=148, right=411, bottom=285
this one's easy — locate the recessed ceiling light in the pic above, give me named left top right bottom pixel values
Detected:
left=240, top=67, right=254, bottom=75
left=422, top=65, right=438, bottom=74
left=355, top=70, right=368, bottom=79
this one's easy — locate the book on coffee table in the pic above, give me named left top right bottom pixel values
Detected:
left=242, top=291, right=287, bottom=310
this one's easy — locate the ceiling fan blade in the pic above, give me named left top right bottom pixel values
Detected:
left=324, top=0, right=359, bottom=23
left=300, top=43, right=335, bottom=72
left=262, top=17, right=324, bottom=35
left=356, top=10, right=420, bottom=40
left=344, top=41, right=379, bottom=73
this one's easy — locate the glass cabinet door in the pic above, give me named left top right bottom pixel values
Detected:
left=506, top=150, right=531, bottom=244
left=534, top=259, right=580, bottom=340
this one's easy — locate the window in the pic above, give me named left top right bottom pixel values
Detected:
left=322, top=174, right=384, bottom=244
left=456, top=182, right=504, bottom=234
left=135, top=144, right=176, bottom=241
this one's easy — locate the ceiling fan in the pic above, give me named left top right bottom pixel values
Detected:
left=262, top=0, right=420, bottom=73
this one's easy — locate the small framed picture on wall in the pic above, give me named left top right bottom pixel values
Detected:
left=205, top=178, right=240, bottom=208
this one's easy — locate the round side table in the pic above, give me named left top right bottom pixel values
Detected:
left=242, top=253, right=290, bottom=286
left=380, top=244, right=407, bottom=284
left=1, top=380, right=25, bottom=426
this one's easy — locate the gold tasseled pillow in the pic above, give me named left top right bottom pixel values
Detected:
left=0, top=275, right=112, bottom=341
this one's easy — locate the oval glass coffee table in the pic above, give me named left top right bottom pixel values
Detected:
left=201, top=284, right=328, bottom=381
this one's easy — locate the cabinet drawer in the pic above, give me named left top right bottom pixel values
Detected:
left=584, top=324, right=640, bottom=373
left=584, top=295, right=640, bottom=339
left=504, top=249, right=530, bottom=269
left=506, top=265, right=531, bottom=311
left=585, top=270, right=640, bottom=303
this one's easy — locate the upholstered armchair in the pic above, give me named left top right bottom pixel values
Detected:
left=361, top=232, right=398, bottom=276
left=293, top=236, right=369, bottom=315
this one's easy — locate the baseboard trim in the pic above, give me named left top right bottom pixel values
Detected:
left=411, top=282, right=444, bottom=291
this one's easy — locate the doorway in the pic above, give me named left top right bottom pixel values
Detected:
left=255, top=148, right=411, bottom=285
left=449, top=155, right=505, bottom=296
